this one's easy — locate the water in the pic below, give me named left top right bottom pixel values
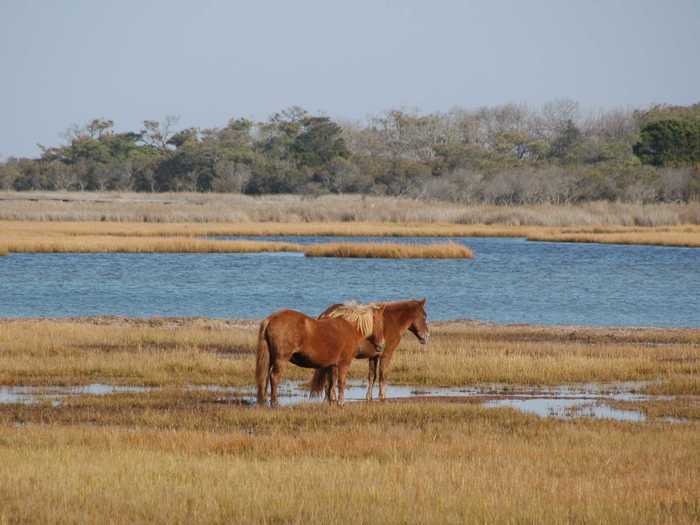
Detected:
left=0, top=381, right=684, bottom=423
left=1, top=236, right=699, bottom=326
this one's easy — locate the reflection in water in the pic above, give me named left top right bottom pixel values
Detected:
left=483, top=398, right=645, bottom=422
left=0, top=381, right=688, bottom=423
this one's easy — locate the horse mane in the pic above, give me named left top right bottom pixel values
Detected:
left=322, top=301, right=378, bottom=337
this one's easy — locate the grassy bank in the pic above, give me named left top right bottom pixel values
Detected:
left=1, top=318, right=698, bottom=392
left=0, top=400, right=698, bottom=524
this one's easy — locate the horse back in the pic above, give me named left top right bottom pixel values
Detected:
left=265, top=309, right=359, bottom=366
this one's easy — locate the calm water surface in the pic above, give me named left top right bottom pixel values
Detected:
left=1, top=236, right=698, bottom=326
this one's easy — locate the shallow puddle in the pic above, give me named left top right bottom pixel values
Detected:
left=483, top=398, right=646, bottom=422
left=0, top=384, right=153, bottom=406
left=0, top=381, right=687, bottom=423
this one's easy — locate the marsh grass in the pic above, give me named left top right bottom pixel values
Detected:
left=2, top=191, right=700, bottom=226
left=1, top=319, right=698, bottom=392
left=608, top=398, right=700, bottom=421
left=303, top=241, right=474, bottom=259
left=3, top=220, right=699, bottom=252
left=0, top=218, right=533, bottom=238
left=1, top=221, right=480, bottom=256
left=4, top=236, right=303, bottom=254
left=1, top=318, right=699, bottom=522
left=0, top=401, right=698, bottom=524
left=527, top=229, right=700, bottom=247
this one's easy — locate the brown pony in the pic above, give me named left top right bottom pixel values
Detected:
left=255, top=305, right=386, bottom=407
left=315, top=299, right=429, bottom=401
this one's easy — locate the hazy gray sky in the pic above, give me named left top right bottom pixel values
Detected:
left=1, top=0, right=698, bottom=158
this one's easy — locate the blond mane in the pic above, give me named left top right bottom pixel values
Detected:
left=323, top=302, right=378, bottom=337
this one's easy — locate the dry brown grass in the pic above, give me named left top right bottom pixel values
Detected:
left=1, top=318, right=698, bottom=392
left=304, top=241, right=474, bottom=259
left=0, top=401, right=698, bottom=524
left=2, top=191, right=700, bottom=226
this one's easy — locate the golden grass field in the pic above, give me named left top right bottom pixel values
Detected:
left=0, top=318, right=699, bottom=523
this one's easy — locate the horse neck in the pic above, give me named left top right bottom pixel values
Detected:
left=385, top=302, right=419, bottom=337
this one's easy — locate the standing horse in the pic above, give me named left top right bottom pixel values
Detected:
left=315, top=299, right=429, bottom=401
left=255, top=305, right=385, bottom=407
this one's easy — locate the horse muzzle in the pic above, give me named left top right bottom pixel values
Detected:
left=419, top=333, right=429, bottom=345
left=376, top=343, right=386, bottom=353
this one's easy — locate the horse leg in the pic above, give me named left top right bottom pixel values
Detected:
left=378, top=354, right=393, bottom=401
left=325, top=367, right=338, bottom=404
left=269, top=359, right=285, bottom=408
left=337, top=364, right=350, bottom=406
left=366, top=357, right=378, bottom=401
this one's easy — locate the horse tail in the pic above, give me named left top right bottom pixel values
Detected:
left=309, top=368, right=328, bottom=397
left=255, top=318, right=272, bottom=405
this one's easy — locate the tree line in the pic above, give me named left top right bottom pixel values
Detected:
left=1, top=101, right=699, bottom=203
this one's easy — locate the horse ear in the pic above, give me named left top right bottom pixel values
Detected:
left=419, top=298, right=426, bottom=306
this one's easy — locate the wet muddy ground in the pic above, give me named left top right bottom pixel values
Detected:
left=1, top=380, right=693, bottom=423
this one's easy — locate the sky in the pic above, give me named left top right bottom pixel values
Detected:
left=1, top=0, right=699, bottom=158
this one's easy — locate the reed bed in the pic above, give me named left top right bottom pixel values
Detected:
left=0, top=401, right=698, bottom=524
left=304, top=241, right=474, bottom=259
left=1, top=318, right=698, bottom=392
left=2, top=191, right=700, bottom=226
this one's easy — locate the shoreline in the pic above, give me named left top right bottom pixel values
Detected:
left=0, top=315, right=698, bottom=332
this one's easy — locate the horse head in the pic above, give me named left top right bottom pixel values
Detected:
left=408, top=298, right=430, bottom=345
left=369, top=303, right=386, bottom=353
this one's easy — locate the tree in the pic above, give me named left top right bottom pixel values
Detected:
left=549, top=120, right=582, bottom=162
left=291, top=117, right=349, bottom=168
left=140, top=116, right=180, bottom=151
left=634, top=120, right=700, bottom=166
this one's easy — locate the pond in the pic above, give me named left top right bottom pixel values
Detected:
left=1, top=236, right=698, bottom=326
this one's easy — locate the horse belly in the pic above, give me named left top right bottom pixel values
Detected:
left=290, top=353, right=319, bottom=368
